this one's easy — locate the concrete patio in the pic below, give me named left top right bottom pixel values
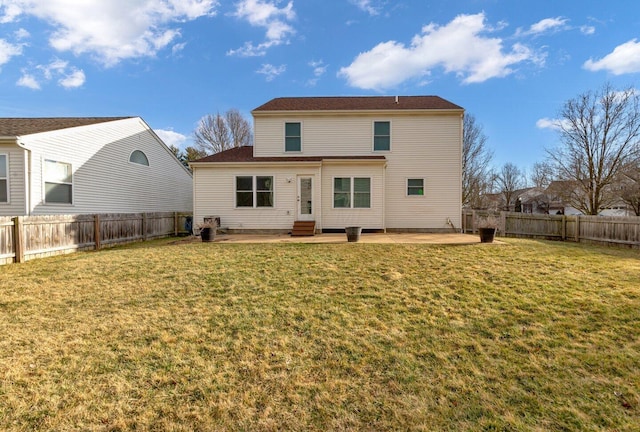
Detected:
left=206, top=232, right=490, bottom=244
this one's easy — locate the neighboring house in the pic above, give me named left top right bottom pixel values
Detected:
left=0, top=117, right=193, bottom=216
left=191, top=96, right=464, bottom=233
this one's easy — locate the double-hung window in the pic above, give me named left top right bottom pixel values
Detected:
left=373, top=121, right=390, bottom=151
left=334, top=177, right=371, bottom=208
left=285, top=122, right=301, bottom=152
left=0, top=154, right=7, bottom=203
left=407, top=178, right=425, bottom=196
left=44, top=159, right=73, bottom=204
left=236, top=175, right=274, bottom=208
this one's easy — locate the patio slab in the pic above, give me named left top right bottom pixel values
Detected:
left=208, top=232, right=490, bottom=244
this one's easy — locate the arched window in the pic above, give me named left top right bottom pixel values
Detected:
left=129, top=150, right=149, bottom=166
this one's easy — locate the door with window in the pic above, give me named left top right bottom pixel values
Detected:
left=297, top=176, right=314, bottom=221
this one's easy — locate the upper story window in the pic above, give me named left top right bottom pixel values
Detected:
left=373, top=121, right=391, bottom=151
left=334, top=177, right=371, bottom=208
left=407, top=178, right=425, bottom=196
left=285, top=122, right=301, bottom=152
left=0, top=154, right=7, bottom=203
left=129, top=150, right=149, bottom=166
left=44, top=159, right=73, bottom=204
left=236, top=175, right=274, bottom=208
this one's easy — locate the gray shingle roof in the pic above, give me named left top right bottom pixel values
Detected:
left=0, top=117, right=133, bottom=137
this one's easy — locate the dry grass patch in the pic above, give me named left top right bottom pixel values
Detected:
left=0, top=238, right=639, bottom=431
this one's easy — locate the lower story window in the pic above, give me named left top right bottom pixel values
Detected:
left=236, top=175, right=274, bottom=208
left=44, top=159, right=73, bottom=204
left=407, top=178, right=425, bottom=196
left=334, top=177, right=371, bottom=208
left=0, top=154, right=7, bottom=203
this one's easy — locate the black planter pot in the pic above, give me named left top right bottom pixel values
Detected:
left=478, top=227, right=496, bottom=243
left=200, top=227, right=216, bottom=242
left=345, top=226, right=362, bottom=242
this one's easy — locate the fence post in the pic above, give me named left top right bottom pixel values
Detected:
left=142, top=213, right=148, bottom=241
left=174, top=212, right=178, bottom=236
left=94, top=214, right=101, bottom=250
left=575, top=215, right=580, bottom=242
left=500, top=211, right=507, bottom=236
left=561, top=215, right=566, bottom=241
left=12, top=216, right=25, bottom=263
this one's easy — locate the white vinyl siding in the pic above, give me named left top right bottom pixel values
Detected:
left=19, top=117, right=192, bottom=215
left=0, top=146, right=27, bottom=215
left=194, top=164, right=322, bottom=231
left=322, top=163, right=384, bottom=230
left=239, top=108, right=462, bottom=231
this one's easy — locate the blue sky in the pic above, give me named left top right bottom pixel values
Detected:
left=1, top=0, right=639, bottom=175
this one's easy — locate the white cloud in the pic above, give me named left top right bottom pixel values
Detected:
left=228, top=0, right=295, bottom=57
left=59, top=68, right=85, bottom=88
left=350, top=0, right=381, bottom=16
left=584, top=39, right=640, bottom=75
left=0, top=38, right=22, bottom=66
left=518, top=17, right=568, bottom=36
left=0, top=0, right=218, bottom=66
left=536, top=117, right=562, bottom=130
left=256, top=63, right=286, bottom=81
left=307, top=60, right=327, bottom=86
left=19, top=59, right=85, bottom=89
left=339, top=13, right=542, bottom=90
left=16, top=72, right=40, bottom=89
left=580, top=25, right=595, bottom=35
left=155, top=129, right=189, bottom=148
left=14, top=28, right=30, bottom=39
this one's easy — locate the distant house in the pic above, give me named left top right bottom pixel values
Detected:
left=191, top=96, right=464, bottom=233
left=0, top=117, right=192, bottom=216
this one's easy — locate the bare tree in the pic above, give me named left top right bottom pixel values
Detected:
left=462, top=114, right=494, bottom=208
left=496, top=162, right=525, bottom=211
left=546, top=83, right=640, bottom=215
left=620, top=164, right=640, bottom=215
left=529, top=161, right=555, bottom=189
left=194, top=109, right=253, bottom=155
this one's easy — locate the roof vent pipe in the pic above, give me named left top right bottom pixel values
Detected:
left=395, top=96, right=399, bottom=104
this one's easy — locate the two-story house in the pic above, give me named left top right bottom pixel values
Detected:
left=190, top=96, right=464, bottom=233
left=0, top=117, right=193, bottom=216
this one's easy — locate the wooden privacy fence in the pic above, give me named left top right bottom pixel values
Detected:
left=0, top=212, right=192, bottom=265
left=463, top=211, right=640, bottom=248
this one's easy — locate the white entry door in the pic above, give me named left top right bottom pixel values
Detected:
left=297, top=176, right=314, bottom=221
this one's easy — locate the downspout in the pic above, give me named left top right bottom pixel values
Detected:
left=382, top=161, right=387, bottom=233
left=14, top=139, right=32, bottom=216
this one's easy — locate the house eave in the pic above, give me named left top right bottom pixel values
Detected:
left=190, top=158, right=387, bottom=169
left=252, top=108, right=464, bottom=118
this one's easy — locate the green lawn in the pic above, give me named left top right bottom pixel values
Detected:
left=1, top=238, right=639, bottom=431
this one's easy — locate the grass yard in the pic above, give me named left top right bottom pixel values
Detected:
left=0, top=238, right=639, bottom=431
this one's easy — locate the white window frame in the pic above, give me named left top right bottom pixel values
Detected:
left=373, top=120, right=391, bottom=152
left=235, top=175, right=275, bottom=208
left=333, top=176, right=371, bottom=209
left=407, top=178, right=425, bottom=197
left=0, top=153, right=8, bottom=204
left=43, top=159, right=73, bottom=205
left=129, top=150, right=150, bottom=167
left=284, top=121, right=302, bottom=152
